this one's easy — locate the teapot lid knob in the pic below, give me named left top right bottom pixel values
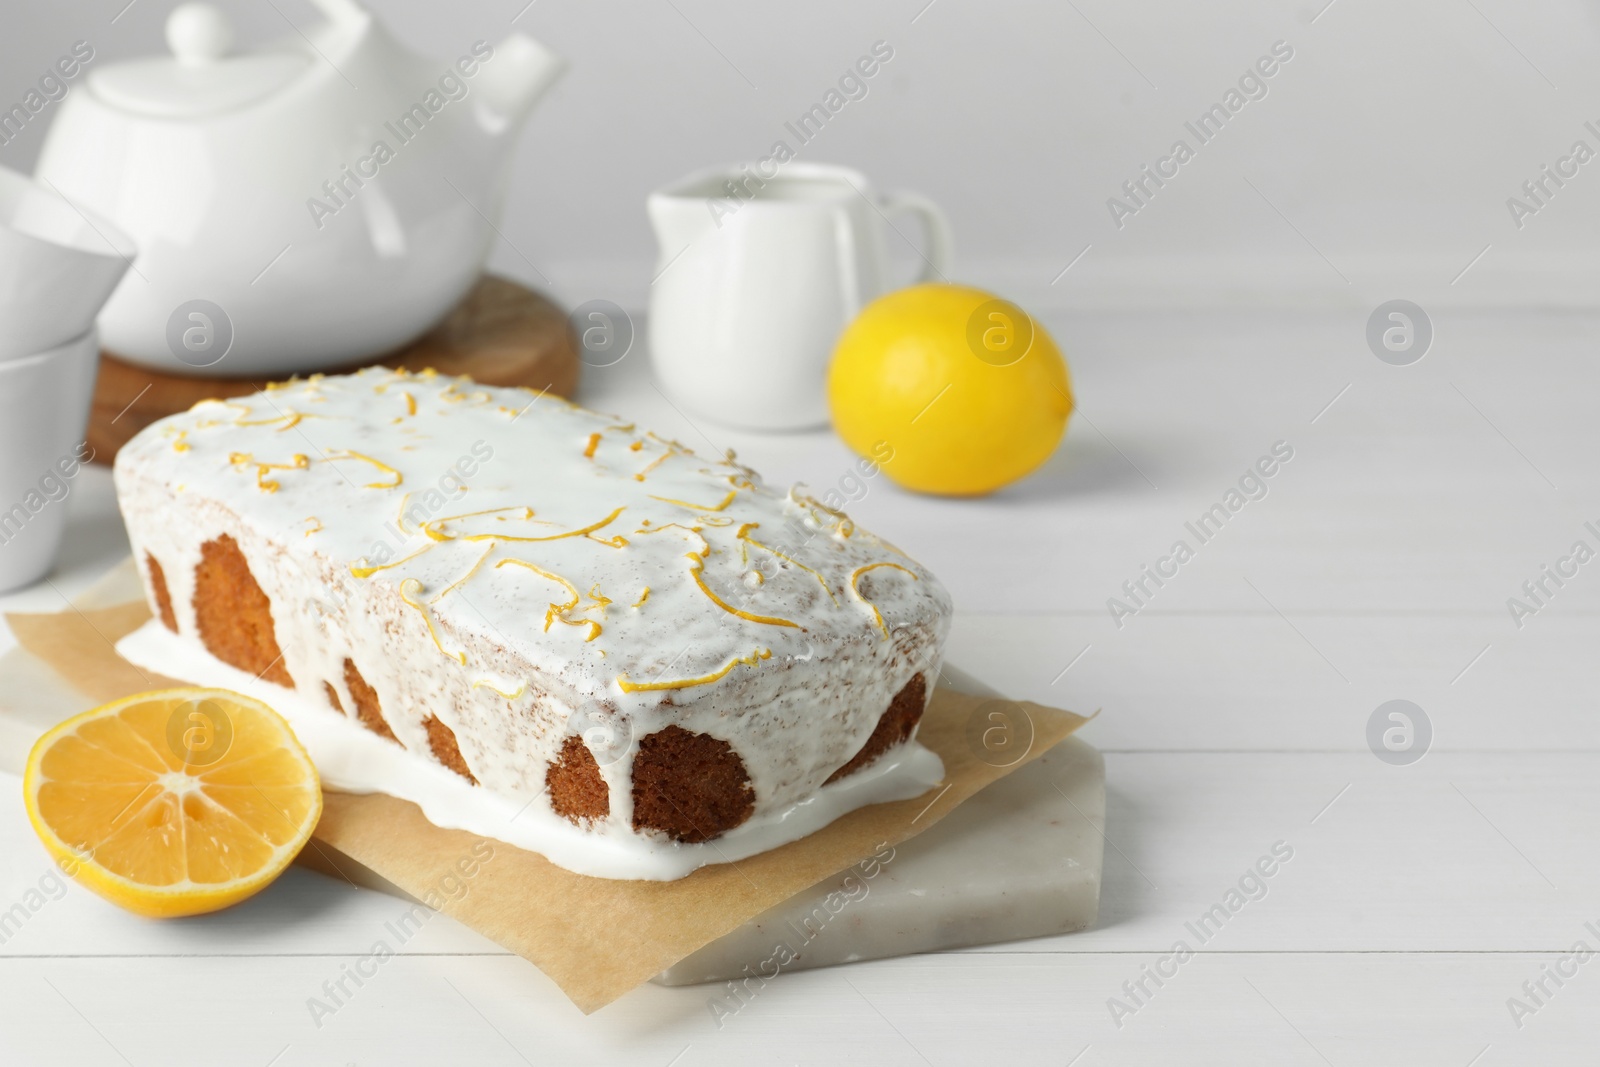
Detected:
left=167, top=3, right=233, bottom=65
left=88, top=1, right=307, bottom=118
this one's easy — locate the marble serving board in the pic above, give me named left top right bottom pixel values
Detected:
left=292, top=664, right=1107, bottom=984
left=0, top=564, right=1106, bottom=984
left=654, top=730, right=1104, bottom=985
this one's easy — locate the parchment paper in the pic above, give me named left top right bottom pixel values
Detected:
left=2, top=563, right=1087, bottom=1012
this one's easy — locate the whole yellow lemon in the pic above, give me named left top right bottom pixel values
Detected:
left=827, top=283, right=1072, bottom=496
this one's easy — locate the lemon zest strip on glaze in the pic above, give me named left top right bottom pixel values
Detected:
left=350, top=542, right=435, bottom=579
left=399, top=577, right=467, bottom=665
left=228, top=451, right=310, bottom=493
left=789, top=486, right=856, bottom=538
left=736, top=522, right=838, bottom=605
left=560, top=618, right=603, bottom=642
left=325, top=450, right=404, bottom=489
left=471, top=678, right=527, bottom=700
left=618, top=648, right=772, bottom=693
left=688, top=553, right=800, bottom=629
left=422, top=506, right=538, bottom=542
left=648, top=489, right=738, bottom=513
left=200, top=399, right=327, bottom=433
left=235, top=411, right=311, bottom=431
left=456, top=506, right=626, bottom=545
left=431, top=544, right=496, bottom=604
left=631, top=448, right=677, bottom=482
left=495, top=557, right=601, bottom=640
left=849, top=561, right=919, bottom=637
left=648, top=522, right=800, bottom=628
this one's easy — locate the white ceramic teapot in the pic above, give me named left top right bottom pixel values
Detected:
left=35, top=0, right=563, bottom=377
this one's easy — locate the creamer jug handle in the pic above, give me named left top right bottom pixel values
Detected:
left=881, top=190, right=954, bottom=283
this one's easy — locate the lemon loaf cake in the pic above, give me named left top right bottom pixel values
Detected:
left=113, top=369, right=951, bottom=873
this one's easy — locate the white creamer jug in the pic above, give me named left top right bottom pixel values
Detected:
left=647, top=163, right=953, bottom=431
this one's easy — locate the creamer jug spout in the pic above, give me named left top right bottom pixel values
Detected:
left=646, top=187, right=723, bottom=258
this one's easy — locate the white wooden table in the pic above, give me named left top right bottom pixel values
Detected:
left=2, top=307, right=1595, bottom=1065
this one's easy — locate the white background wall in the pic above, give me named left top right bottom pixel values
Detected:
left=7, top=0, right=1600, bottom=312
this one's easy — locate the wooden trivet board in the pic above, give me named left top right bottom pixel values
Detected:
left=88, top=275, right=579, bottom=463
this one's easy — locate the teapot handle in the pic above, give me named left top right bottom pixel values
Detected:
left=881, top=190, right=954, bottom=284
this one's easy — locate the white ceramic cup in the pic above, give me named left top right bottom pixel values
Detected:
left=0, top=329, right=102, bottom=593
left=0, top=165, right=135, bottom=362
left=647, top=163, right=954, bottom=431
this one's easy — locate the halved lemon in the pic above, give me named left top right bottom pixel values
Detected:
left=23, top=688, right=322, bottom=918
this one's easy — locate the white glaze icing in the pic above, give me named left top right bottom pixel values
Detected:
left=115, top=619, right=946, bottom=880
left=112, top=368, right=952, bottom=878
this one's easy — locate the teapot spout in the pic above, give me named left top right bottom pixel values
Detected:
left=306, top=0, right=367, bottom=30
left=474, top=34, right=564, bottom=129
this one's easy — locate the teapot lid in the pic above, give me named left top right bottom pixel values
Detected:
left=89, top=3, right=316, bottom=119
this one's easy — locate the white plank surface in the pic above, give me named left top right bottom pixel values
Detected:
left=1, top=309, right=1596, bottom=1063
